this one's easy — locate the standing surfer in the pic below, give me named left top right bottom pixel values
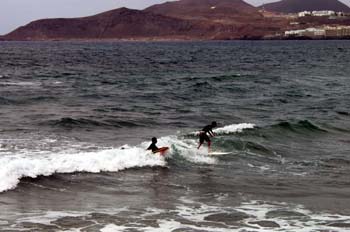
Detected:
left=197, top=121, right=217, bottom=152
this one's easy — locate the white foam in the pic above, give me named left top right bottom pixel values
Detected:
left=214, top=123, right=255, bottom=135
left=166, top=136, right=217, bottom=164
left=180, top=147, right=217, bottom=164
left=0, top=146, right=165, bottom=192
left=7, top=199, right=350, bottom=232
left=16, top=211, right=89, bottom=225
left=0, top=81, right=41, bottom=86
left=101, top=224, right=131, bottom=232
left=191, top=123, right=255, bottom=136
left=172, top=199, right=350, bottom=232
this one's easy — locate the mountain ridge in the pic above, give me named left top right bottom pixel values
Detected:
left=146, top=0, right=262, bottom=21
left=261, top=0, right=350, bottom=13
left=4, top=8, right=204, bottom=40
left=3, top=0, right=281, bottom=41
left=2, top=0, right=350, bottom=41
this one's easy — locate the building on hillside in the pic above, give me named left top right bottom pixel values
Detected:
left=298, top=11, right=312, bottom=17
left=285, top=26, right=350, bottom=38
left=285, top=29, right=304, bottom=36
left=325, top=26, right=350, bottom=37
left=285, top=28, right=326, bottom=37
left=312, top=10, right=336, bottom=16
left=329, top=12, right=350, bottom=19
left=298, top=10, right=337, bottom=17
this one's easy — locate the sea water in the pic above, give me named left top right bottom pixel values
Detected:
left=0, top=41, right=350, bottom=231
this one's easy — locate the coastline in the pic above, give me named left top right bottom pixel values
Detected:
left=1, top=36, right=350, bottom=42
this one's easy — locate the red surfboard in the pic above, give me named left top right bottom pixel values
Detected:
left=153, top=147, right=169, bottom=156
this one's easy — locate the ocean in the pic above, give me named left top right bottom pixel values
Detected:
left=0, top=40, right=350, bottom=231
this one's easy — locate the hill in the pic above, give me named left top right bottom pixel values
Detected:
left=3, top=1, right=286, bottom=41
left=144, top=0, right=287, bottom=38
left=261, top=0, right=350, bottom=13
left=146, top=0, right=262, bottom=21
left=3, top=8, right=211, bottom=40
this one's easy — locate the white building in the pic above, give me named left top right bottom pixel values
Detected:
left=285, top=28, right=326, bottom=37
left=298, top=11, right=311, bottom=17
left=307, top=28, right=326, bottom=36
left=285, top=30, right=304, bottom=36
left=312, top=10, right=335, bottom=16
left=298, top=10, right=336, bottom=17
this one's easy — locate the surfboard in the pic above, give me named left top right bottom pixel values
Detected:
left=154, top=147, right=169, bottom=156
left=208, top=151, right=231, bottom=156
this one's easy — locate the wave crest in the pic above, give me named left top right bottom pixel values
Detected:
left=0, top=147, right=165, bottom=192
left=214, top=123, right=255, bottom=135
left=273, top=120, right=327, bottom=133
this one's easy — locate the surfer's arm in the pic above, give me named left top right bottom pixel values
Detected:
left=209, top=130, right=215, bottom=137
left=147, top=144, right=159, bottom=152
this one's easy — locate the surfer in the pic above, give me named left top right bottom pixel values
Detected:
left=197, top=121, right=217, bottom=151
left=147, top=137, right=169, bottom=156
left=147, top=137, right=159, bottom=153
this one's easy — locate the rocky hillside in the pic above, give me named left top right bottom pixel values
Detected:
left=4, top=8, right=206, bottom=40
left=261, top=0, right=350, bottom=13
left=2, top=0, right=288, bottom=41
left=146, top=0, right=262, bottom=21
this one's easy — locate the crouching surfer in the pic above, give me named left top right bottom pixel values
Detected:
left=147, top=137, right=169, bottom=156
left=197, top=121, right=217, bottom=152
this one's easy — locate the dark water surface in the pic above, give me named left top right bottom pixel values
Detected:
left=0, top=41, right=350, bottom=231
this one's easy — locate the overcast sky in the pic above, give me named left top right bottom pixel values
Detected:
left=1, top=0, right=350, bottom=35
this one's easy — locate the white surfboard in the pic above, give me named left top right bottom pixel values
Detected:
left=208, top=151, right=231, bottom=156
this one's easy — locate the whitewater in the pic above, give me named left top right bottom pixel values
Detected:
left=0, top=123, right=255, bottom=192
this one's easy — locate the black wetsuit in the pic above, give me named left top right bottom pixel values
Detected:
left=199, top=125, right=214, bottom=143
left=147, top=142, right=159, bottom=153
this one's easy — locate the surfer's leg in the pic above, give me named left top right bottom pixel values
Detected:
left=198, top=134, right=205, bottom=149
left=197, top=142, right=203, bottom=149
left=203, top=134, right=211, bottom=152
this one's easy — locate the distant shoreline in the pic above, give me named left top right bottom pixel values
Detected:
left=1, top=37, right=350, bottom=42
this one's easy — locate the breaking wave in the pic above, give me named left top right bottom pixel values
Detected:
left=0, top=123, right=253, bottom=192
left=0, top=147, right=165, bottom=193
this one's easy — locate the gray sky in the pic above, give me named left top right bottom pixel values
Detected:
left=1, top=0, right=350, bottom=35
